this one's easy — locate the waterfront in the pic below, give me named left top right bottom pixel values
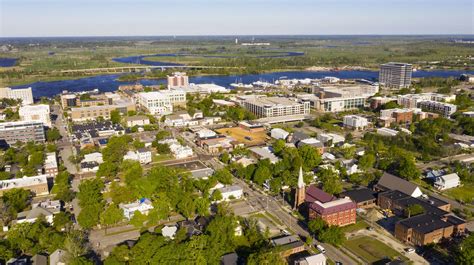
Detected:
left=12, top=69, right=474, bottom=98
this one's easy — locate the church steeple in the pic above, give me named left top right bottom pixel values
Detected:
left=294, top=166, right=306, bottom=209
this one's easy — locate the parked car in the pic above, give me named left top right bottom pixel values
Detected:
left=405, top=248, right=415, bottom=254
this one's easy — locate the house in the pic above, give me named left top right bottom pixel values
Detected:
left=49, top=249, right=67, bottom=265
left=341, top=159, right=361, bottom=175
left=123, top=148, right=152, bottom=164
left=234, top=157, right=256, bottom=167
left=271, top=128, right=290, bottom=140
left=217, top=185, right=243, bottom=202
left=162, top=225, right=178, bottom=239
left=15, top=207, right=56, bottom=224
left=80, top=152, right=103, bottom=172
left=297, top=138, right=324, bottom=154
left=375, top=172, right=423, bottom=198
left=434, top=173, right=460, bottom=190
left=377, top=127, right=399, bottom=137
left=125, top=115, right=150, bottom=127
left=340, top=188, right=376, bottom=209
left=249, top=146, right=280, bottom=164
left=271, top=235, right=305, bottom=257
left=120, top=199, right=154, bottom=220
left=317, top=133, right=345, bottom=146
left=425, top=169, right=446, bottom=179
left=43, top=152, right=58, bottom=177
left=295, top=253, right=327, bottom=265
left=159, top=139, right=194, bottom=159
left=32, top=199, right=61, bottom=213
left=164, top=111, right=202, bottom=127
left=305, top=185, right=357, bottom=226
left=321, top=153, right=336, bottom=161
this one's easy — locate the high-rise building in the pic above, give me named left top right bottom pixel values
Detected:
left=379, top=63, right=412, bottom=89
left=0, top=87, right=34, bottom=105
left=167, top=72, right=189, bottom=89
left=0, top=120, right=45, bottom=146
left=19, top=104, right=51, bottom=127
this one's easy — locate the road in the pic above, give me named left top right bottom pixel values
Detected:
left=233, top=177, right=362, bottom=265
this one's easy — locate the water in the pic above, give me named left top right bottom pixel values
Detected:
left=111, top=51, right=305, bottom=66
left=12, top=69, right=474, bottom=98
left=0, top=58, right=18, bottom=67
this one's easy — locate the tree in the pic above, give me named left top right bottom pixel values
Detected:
left=130, top=211, right=147, bottom=228
left=359, top=152, right=376, bottom=171
left=318, top=226, right=345, bottom=246
left=101, top=204, right=124, bottom=226
left=53, top=212, right=73, bottom=231
left=404, top=204, right=425, bottom=218
left=52, top=171, right=75, bottom=202
left=308, top=218, right=326, bottom=235
left=110, top=110, right=121, bottom=124
left=46, top=128, right=62, bottom=142
left=272, top=139, right=286, bottom=155
left=220, top=152, right=230, bottom=164
left=2, top=188, right=30, bottom=214
left=96, top=161, right=118, bottom=179
left=109, top=182, right=136, bottom=204
left=298, top=145, right=322, bottom=171
left=195, top=197, right=210, bottom=216
left=63, top=230, right=89, bottom=262
left=214, top=168, right=233, bottom=185
left=77, top=179, right=104, bottom=229
left=253, top=165, right=271, bottom=186
left=455, top=234, right=474, bottom=265
left=247, top=250, right=286, bottom=265
left=211, top=190, right=223, bottom=202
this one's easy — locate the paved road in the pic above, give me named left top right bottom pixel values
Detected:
left=233, top=177, right=362, bottom=265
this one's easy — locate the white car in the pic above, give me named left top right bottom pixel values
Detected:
left=405, top=248, right=415, bottom=254
left=317, top=244, right=326, bottom=254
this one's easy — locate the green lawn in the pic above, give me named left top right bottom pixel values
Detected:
left=345, top=236, right=405, bottom=264
left=341, top=219, right=369, bottom=234
left=444, top=182, right=474, bottom=204
left=152, top=154, right=174, bottom=162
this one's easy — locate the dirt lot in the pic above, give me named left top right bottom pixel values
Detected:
left=216, top=127, right=268, bottom=146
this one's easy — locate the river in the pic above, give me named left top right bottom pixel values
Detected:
left=12, top=69, right=474, bottom=98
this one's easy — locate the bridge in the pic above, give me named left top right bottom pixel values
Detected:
left=57, top=65, right=241, bottom=75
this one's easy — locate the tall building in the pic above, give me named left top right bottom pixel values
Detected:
left=294, top=167, right=305, bottom=209
left=167, top=72, right=189, bottom=89
left=242, top=97, right=310, bottom=118
left=137, top=90, right=186, bottom=115
left=19, top=104, right=51, bottom=127
left=0, top=120, right=45, bottom=146
left=0, top=87, right=34, bottom=105
left=379, top=63, right=412, bottom=89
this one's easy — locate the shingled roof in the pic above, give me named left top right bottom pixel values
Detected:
left=377, top=172, right=422, bottom=197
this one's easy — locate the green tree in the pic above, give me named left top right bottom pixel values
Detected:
left=253, top=165, right=271, bottom=186
left=318, top=226, right=345, bottom=246
left=46, top=128, right=62, bottom=142
left=130, top=211, right=147, bottom=228
left=455, top=234, right=474, bottom=265
left=177, top=196, right=196, bottom=218
left=247, top=250, right=286, bottom=265
left=211, top=190, right=223, bottom=202
left=2, top=188, right=30, bottom=214
left=298, top=145, right=322, bottom=171
left=53, top=212, right=72, bottom=231
left=308, top=218, right=326, bottom=235
left=110, top=110, right=121, bottom=124
left=101, top=204, right=124, bottom=226
left=272, top=139, right=286, bottom=155
left=214, top=168, right=233, bottom=185
left=96, top=161, right=118, bottom=179
left=220, top=152, right=230, bottom=164
left=359, top=152, right=376, bottom=171
left=404, top=204, right=425, bottom=218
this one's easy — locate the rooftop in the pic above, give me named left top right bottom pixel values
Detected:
left=245, top=96, right=301, bottom=108
left=305, top=185, right=335, bottom=203
left=377, top=172, right=421, bottom=197
left=398, top=214, right=452, bottom=234
left=340, top=188, right=376, bottom=203
left=0, top=175, right=48, bottom=190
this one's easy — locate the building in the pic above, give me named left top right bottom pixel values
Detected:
left=120, top=199, right=154, bottom=220
left=242, top=96, right=310, bottom=118
left=0, top=120, right=45, bottom=147
left=271, top=235, right=305, bottom=258
left=125, top=115, right=150, bottom=127
left=295, top=253, right=327, bottom=265
left=297, top=138, right=324, bottom=154
left=181, top=83, right=230, bottom=94
left=343, top=115, right=368, bottom=130
left=217, top=185, right=243, bottom=201
left=305, top=186, right=357, bottom=226
left=164, top=111, right=206, bottom=127
left=238, top=121, right=265, bottom=133
left=19, top=104, right=51, bottom=127
left=317, top=133, right=345, bottom=146
left=397, top=93, right=456, bottom=108
left=43, top=152, right=58, bottom=177
left=49, top=249, right=67, bottom=265
left=80, top=152, right=103, bottom=172
left=69, top=101, right=136, bottom=122
left=249, top=146, right=280, bottom=164
left=340, top=188, right=376, bottom=209
left=434, top=173, right=460, bottom=190
left=379, top=63, right=412, bottom=89
left=159, top=139, right=194, bottom=159
left=380, top=108, right=414, bottom=125
left=375, top=172, right=423, bottom=198
left=417, top=100, right=457, bottom=118
left=0, top=87, right=33, bottom=105
left=137, top=90, right=186, bottom=115
left=167, top=72, right=189, bottom=89
left=271, top=128, right=290, bottom=140
left=0, top=175, right=49, bottom=196
left=15, top=207, right=56, bottom=224
left=377, top=127, right=399, bottom=137
left=123, top=148, right=152, bottom=164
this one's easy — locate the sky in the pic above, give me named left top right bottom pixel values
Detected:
left=0, top=0, right=473, bottom=37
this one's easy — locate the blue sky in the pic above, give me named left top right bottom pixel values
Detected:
left=1, top=0, right=473, bottom=37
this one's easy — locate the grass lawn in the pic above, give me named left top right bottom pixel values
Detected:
left=444, top=182, right=474, bottom=204
left=152, top=154, right=175, bottom=162
left=341, top=219, right=369, bottom=234
left=345, top=236, right=405, bottom=264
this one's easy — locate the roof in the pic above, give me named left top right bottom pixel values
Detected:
left=249, top=147, right=280, bottom=164
left=31, top=254, right=47, bottom=265
left=300, top=253, right=327, bottom=265
left=17, top=207, right=54, bottom=220
left=271, top=235, right=300, bottom=246
left=340, top=188, right=376, bottom=203
left=438, top=173, right=460, bottom=182
left=162, top=225, right=178, bottom=238
left=0, top=175, right=48, bottom=191
left=221, top=252, right=239, bottom=265
left=126, top=115, right=149, bottom=121
left=446, top=215, right=466, bottom=226
left=305, top=185, right=334, bottom=203
left=309, top=197, right=357, bottom=215
left=377, top=172, right=421, bottom=197
left=398, top=214, right=452, bottom=234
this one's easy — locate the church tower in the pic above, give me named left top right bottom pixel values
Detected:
left=294, top=166, right=306, bottom=209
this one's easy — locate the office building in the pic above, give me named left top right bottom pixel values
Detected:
left=0, top=175, right=49, bottom=196
left=167, top=72, right=189, bottom=89
left=379, top=63, right=412, bottom=89
left=69, top=101, right=135, bottom=122
left=397, top=93, right=456, bottom=109
left=137, top=90, right=186, bottom=115
left=0, top=120, right=45, bottom=146
left=343, top=115, right=368, bottom=130
left=0, top=87, right=33, bottom=105
left=19, top=104, right=51, bottom=127
left=242, top=96, right=310, bottom=118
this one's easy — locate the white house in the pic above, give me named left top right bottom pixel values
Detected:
left=15, top=207, right=56, bottom=225
left=19, top=104, right=51, bottom=127
left=296, top=253, right=327, bottom=265
left=162, top=225, right=178, bottom=239
left=271, top=128, right=290, bottom=140
left=317, top=133, right=345, bottom=146
left=120, top=199, right=154, bottom=220
left=217, top=185, right=243, bottom=202
left=434, top=173, right=460, bottom=190
left=159, top=139, right=194, bottom=159
left=123, top=148, right=152, bottom=164
left=83, top=152, right=103, bottom=164
left=343, top=115, right=368, bottom=130
left=125, top=115, right=150, bottom=127
left=49, top=249, right=67, bottom=265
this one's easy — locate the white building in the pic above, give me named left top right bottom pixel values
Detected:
left=83, top=152, right=103, bottom=164
left=44, top=152, right=58, bottom=177
left=217, top=185, right=243, bottom=202
left=242, top=96, right=310, bottom=118
left=0, top=87, right=34, bottom=105
left=120, top=199, right=154, bottom=220
left=249, top=146, right=280, bottom=164
left=183, top=83, right=230, bottom=94
left=159, top=139, right=194, bottom=159
left=434, top=173, right=460, bottom=190
left=19, top=104, right=51, bottom=127
left=271, top=128, right=290, bottom=140
left=163, top=111, right=217, bottom=127
left=137, top=90, right=186, bottom=115
left=196, top=128, right=217, bottom=138
left=379, top=62, right=412, bottom=89
left=123, top=148, right=152, bottom=164
left=296, top=253, right=327, bottom=265
left=80, top=152, right=103, bottom=172
left=15, top=207, right=56, bottom=225
left=417, top=100, right=457, bottom=118
left=317, top=133, right=345, bottom=146
left=377, top=127, right=399, bottom=137
left=343, top=115, right=368, bottom=130
left=125, top=115, right=150, bottom=127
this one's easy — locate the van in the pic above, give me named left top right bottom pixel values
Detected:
left=316, top=244, right=326, bottom=254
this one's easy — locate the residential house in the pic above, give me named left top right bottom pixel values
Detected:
left=217, top=185, right=243, bottom=202
left=15, top=207, right=56, bottom=224
left=123, top=148, right=152, bottom=164
left=120, top=199, right=154, bottom=220
left=44, top=152, right=58, bottom=177
left=125, top=115, right=150, bottom=127
left=162, top=225, right=178, bottom=239
left=434, top=173, right=460, bottom=190
left=271, top=128, right=290, bottom=140
left=0, top=175, right=49, bottom=196
left=249, top=146, right=280, bottom=164
left=49, top=249, right=67, bottom=265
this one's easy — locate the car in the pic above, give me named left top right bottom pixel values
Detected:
left=367, top=226, right=374, bottom=231
left=280, top=229, right=290, bottom=235
left=316, top=244, right=326, bottom=254
left=405, top=248, right=415, bottom=254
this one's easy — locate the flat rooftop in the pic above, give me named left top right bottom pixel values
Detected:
left=245, top=96, right=301, bottom=107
